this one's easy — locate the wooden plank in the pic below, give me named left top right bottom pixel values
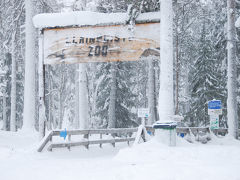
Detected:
left=44, top=23, right=160, bottom=64
left=189, top=127, right=209, bottom=132
left=115, top=138, right=135, bottom=143
left=88, top=139, right=115, bottom=145
left=47, top=138, right=135, bottom=151
left=37, top=131, right=53, bottom=152
left=52, top=130, right=89, bottom=136
left=88, top=138, right=135, bottom=145
left=51, top=128, right=137, bottom=137
left=48, top=141, right=89, bottom=151
left=176, top=127, right=190, bottom=134
left=88, top=128, right=138, bottom=134
left=211, top=128, right=228, bottom=135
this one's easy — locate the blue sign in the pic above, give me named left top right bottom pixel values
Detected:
left=208, top=100, right=221, bottom=109
left=60, top=128, right=67, bottom=140
left=180, top=133, right=185, bottom=138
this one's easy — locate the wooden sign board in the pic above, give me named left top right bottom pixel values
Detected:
left=43, top=23, right=160, bottom=64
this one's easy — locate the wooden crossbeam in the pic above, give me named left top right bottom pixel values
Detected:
left=47, top=137, right=135, bottom=151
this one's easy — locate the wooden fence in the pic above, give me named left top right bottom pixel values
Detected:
left=38, top=127, right=240, bottom=152
left=146, top=126, right=240, bottom=136
left=38, top=128, right=138, bottom=152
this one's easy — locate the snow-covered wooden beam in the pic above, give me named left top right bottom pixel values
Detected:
left=33, top=11, right=160, bottom=29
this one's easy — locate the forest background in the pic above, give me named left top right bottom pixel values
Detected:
left=0, top=0, right=240, bottom=133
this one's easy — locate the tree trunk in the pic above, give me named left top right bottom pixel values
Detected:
left=158, top=0, right=174, bottom=122
left=74, top=64, right=80, bottom=129
left=108, top=62, right=117, bottom=128
left=38, top=31, right=46, bottom=139
left=148, top=58, right=157, bottom=125
left=59, top=93, right=64, bottom=129
left=227, top=0, right=238, bottom=139
left=175, top=30, right=179, bottom=115
left=2, top=94, right=7, bottom=130
left=10, top=31, right=16, bottom=132
left=47, top=74, right=52, bottom=130
left=78, top=63, right=89, bottom=129
left=23, top=0, right=36, bottom=131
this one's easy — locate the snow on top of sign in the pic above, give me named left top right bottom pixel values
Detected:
left=33, top=11, right=160, bottom=29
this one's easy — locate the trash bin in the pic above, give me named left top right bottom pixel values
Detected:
left=153, top=121, right=177, bottom=146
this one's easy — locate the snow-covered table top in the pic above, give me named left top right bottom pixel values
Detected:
left=33, top=11, right=160, bottom=29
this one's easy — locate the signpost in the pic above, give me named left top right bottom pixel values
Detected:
left=138, top=108, right=149, bottom=118
left=34, top=11, right=160, bottom=137
left=138, top=108, right=149, bottom=126
left=210, top=115, right=219, bottom=129
left=60, top=128, right=67, bottom=140
left=208, top=100, right=222, bottom=129
left=43, top=23, right=160, bottom=64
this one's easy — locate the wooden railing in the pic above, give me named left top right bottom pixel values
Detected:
left=37, top=128, right=138, bottom=152
left=38, top=127, right=240, bottom=152
left=146, top=126, right=240, bottom=137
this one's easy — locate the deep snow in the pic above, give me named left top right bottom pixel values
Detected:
left=0, top=130, right=240, bottom=180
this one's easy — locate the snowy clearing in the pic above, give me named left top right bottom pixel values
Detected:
left=0, top=130, right=240, bottom=180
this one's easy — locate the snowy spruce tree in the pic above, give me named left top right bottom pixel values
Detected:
left=173, top=0, right=201, bottom=118
left=174, top=1, right=228, bottom=127
left=189, top=18, right=224, bottom=126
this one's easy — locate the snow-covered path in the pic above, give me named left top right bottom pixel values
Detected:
left=0, top=130, right=240, bottom=180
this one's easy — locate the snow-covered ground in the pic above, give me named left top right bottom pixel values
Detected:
left=0, top=130, right=240, bottom=180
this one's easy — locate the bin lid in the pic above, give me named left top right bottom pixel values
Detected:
left=153, top=121, right=177, bottom=129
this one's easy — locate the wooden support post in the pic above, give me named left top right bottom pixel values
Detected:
left=112, top=142, right=116, bottom=147
left=38, top=29, right=46, bottom=140
left=127, top=133, right=130, bottom=146
left=68, top=134, right=71, bottom=151
left=85, top=144, right=89, bottom=149
left=187, top=128, right=190, bottom=136
left=197, top=128, right=199, bottom=141
left=111, top=134, right=115, bottom=147
left=141, top=129, right=146, bottom=142
left=100, top=134, right=102, bottom=148
left=68, top=134, right=71, bottom=141
left=84, top=133, right=89, bottom=149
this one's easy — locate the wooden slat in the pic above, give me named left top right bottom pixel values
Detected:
left=37, top=131, right=53, bottom=152
left=48, top=141, right=89, bottom=151
left=89, top=128, right=138, bottom=134
left=176, top=127, right=190, bottom=134
left=47, top=137, right=135, bottom=151
left=87, top=137, right=135, bottom=144
left=52, top=130, right=89, bottom=136
left=51, top=128, right=137, bottom=137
